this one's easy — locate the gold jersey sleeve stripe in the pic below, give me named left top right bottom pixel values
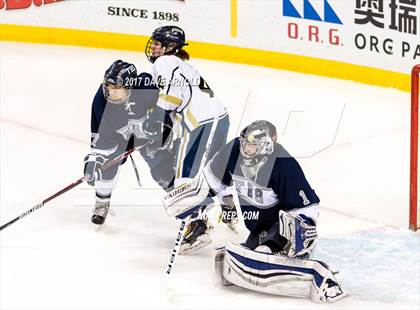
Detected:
left=159, top=93, right=183, bottom=106
left=186, top=109, right=200, bottom=129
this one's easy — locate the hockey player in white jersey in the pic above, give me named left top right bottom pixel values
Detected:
left=144, top=25, right=230, bottom=252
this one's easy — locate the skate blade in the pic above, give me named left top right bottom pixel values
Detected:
left=91, top=223, right=104, bottom=232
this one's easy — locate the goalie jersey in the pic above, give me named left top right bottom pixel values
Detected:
left=90, top=73, right=159, bottom=156
left=205, top=138, right=320, bottom=234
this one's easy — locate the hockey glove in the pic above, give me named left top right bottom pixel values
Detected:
left=279, top=210, right=318, bottom=258
left=142, top=118, right=162, bottom=141
left=83, top=153, right=106, bottom=186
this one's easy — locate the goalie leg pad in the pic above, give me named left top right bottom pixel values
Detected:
left=219, top=242, right=345, bottom=303
left=222, top=243, right=313, bottom=298
left=213, top=247, right=233, bottom=287
left=163, top=173, right=211, bottom=218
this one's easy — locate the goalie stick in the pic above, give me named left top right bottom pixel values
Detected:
left=0, top=142, right=151, bottom=231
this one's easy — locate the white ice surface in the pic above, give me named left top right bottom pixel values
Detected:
left=0, top=42, right=419, bottom=309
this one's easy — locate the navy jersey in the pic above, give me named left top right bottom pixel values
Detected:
left=90, top=73, right=159, bottom=155
left=206, top=138, right=320, bottom=234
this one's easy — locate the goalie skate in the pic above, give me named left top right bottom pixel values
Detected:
left=179, top=219, right=213, bottom=254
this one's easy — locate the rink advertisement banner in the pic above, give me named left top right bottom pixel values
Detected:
left=0, top=0, right=419, bottom=90
left=0, top=0, right=64, bottom=10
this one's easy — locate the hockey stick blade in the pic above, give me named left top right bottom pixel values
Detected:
left=129, top=154, right=142, bottom=187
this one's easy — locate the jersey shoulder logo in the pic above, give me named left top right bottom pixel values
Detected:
left=124, top=101, right=136, bottom=116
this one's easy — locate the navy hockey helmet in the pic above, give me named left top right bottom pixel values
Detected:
left=103, top=60, right=137, bottom=104
left=145, top=25, right=188, bottom=63
left=239, top=120, right=277, bottom=159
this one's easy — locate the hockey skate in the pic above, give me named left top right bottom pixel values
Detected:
left=91, top=196, right=112, bottom=225
left=179, top=219, right=213, bottom=254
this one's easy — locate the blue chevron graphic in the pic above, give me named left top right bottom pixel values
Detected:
left=283, top=0, right=301, bottom=18
left=282, top=0, right=343, bottom=25
left=303, top=0, right=322, bottom=21
left=324, top=0, right=342, bottom=24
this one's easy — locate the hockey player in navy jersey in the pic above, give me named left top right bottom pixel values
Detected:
left=205, top=120, right=320, bottom=255
left=172, top=120, right=345, bottom=302
left=83, top=60, right=175, bottom=225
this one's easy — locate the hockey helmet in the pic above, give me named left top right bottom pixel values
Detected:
left=102, top=60, right=137, bottom=104
left=145, top=25, right=188, bottom=63
left=239, top=120, right=277, bottom=159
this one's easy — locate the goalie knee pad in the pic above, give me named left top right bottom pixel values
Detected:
left=215, top=242, right=345, bottom=303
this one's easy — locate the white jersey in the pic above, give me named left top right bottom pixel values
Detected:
left=151, top=55, right=227, bottom=133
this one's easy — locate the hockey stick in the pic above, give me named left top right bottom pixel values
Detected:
left=166, top=218, right=189, bottom=274
left=165, top=117, right=220, bottom=275
left=129, top=154, right=142, bottom=187
left=0, top=143, right=150, bottom=231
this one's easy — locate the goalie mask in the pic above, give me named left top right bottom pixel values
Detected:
left=103, top=60, right=137, bottom=105
left=239, top=120, right=277, bottom=179
left=239, top=120, right=276, bottom=159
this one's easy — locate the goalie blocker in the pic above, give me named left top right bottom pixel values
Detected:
left=214, top=242, right=345, bottom=303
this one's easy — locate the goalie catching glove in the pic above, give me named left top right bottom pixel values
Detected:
left=83, top=153, right=106, bottom=186
left=279, top=205, right=318, bottom=258
left=278, top=208, right=318, bottom=258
